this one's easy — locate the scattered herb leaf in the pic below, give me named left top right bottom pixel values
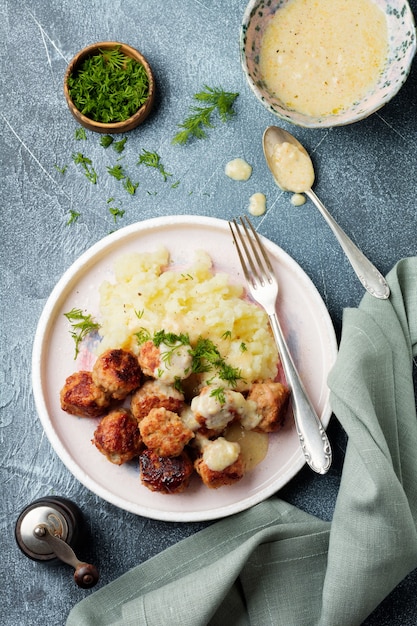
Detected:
left=100, top=135, right=114, bottom=148
left=66, top=209, right=81, bottom=226
left=113, top=137, right=127, bottom=153
left=64, top=308, right=100, bottom=359
left=137, top=149, right=172, bottom=181
left=172, top=86, right=239, bottom=145
left=107, top=164, right=125, bottom=180
left=74, top=127, right=87, bottom=140
left=109, top=207, right=125, bottom=223
left=72, top=152, right=97, bottom=184
left=123, top=177, right=139, bottom=195
left=54, top=164, right=68, bottom=174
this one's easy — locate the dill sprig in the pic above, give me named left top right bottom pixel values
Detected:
left=66, top=210, right=81, bottom=226
left=107, top=163, right=125, bottom=180
left=67, top=46, right=150, bottom=123
left=123, top=177, right=139, bottom=195
left=109, top=206, right=125, bottom=223
left=100, top=135, right=114, bottom=148
left=64, top=308, right=101, bottom=359
left=74, top=127, right=87, bottom=140
left=137, top=149, right=172, bottom=181
left=153, top=330, right=190, bottom=348
left=210, top=386, right=226, bottom=405
left=135, top=329, right=244, bottom=391
left=72, top=152, right=97, bottom=184
left=113, top=137, right=127, bottom=153
left=172, top=86, right=239, bottom=145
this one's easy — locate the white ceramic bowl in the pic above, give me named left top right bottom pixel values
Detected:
left=240, top=0, right=416, bottom=128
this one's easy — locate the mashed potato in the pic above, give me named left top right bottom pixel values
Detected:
left=97, top=248, right=278, bottom=391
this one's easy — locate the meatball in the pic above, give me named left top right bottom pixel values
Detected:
left=139, top=407, right=194, bottom=457
left=92, top=408, right=142, bottom=465
left=60, top=371, right=111, bottom=418
left=247, top=380, right=290, bottom=433
left=139, top=449, right=194, bottom=494
left=138, top=339, right=193, bottom=384
left=92, top=349, right=142, bottom=400
left=194, top=439, right=245, bottom=489
left=190, top=386, right=247, bottom=435
left=130, top=380, right=184, bottom=422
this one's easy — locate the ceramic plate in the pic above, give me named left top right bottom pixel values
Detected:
left=32, top=215, right=337, bottom=522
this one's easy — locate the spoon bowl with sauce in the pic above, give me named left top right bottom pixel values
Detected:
left=263, top=126, right=390, bottom=299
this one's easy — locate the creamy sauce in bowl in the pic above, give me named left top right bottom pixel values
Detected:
left=259, top=0, right=388, bottom=117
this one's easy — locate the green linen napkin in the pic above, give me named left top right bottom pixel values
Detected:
left=67, top=257, right=417, bottom=626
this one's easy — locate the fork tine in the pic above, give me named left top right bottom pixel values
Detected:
left=229, top=218, right=260, bottom=285
left=229, top=220, right=250, bottom=284
left=229, top=217, right=273, bottom=288
left=241, top=216, right=275, bottom=275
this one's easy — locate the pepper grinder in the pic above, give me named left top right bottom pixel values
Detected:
left=15, top=496, right=99, bottom=588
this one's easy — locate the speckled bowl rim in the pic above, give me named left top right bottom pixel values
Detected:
left=240, top=0, right=416, bottom=128
left=64, top=41, right=155, bottom=133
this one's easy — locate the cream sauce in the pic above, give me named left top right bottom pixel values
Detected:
left=202, top=437, right=241, bottom=471
left=259, top=0, right=388, bottom=117
left=225, top=158, right=252, bottom=181
left=191, top=388, right=261, bottom=432
left=248, top=192, right=267, bottom=216
left=225, top=423, right=268, bottom=471
left=271, top=141, right=314, bottom=192
left=290, top=193, right=306, bottom=206
left=156, top=342, right=193, bottom=383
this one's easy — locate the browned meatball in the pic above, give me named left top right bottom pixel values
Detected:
left=247, top=380, right=290, bottom=433
left=139, top=449, right=194, bottom=494
left=92, top=349, right=142, bottom=400
left=130, top=380, right=184, bottom=422
left=194, top=453, right=245, bottom=489
left=190, top=386, right=244, bottom=436
left=139, top=407, right=194, bottom=457
left=60, top=371, right=111, bottom=417
left=137, top=341, right=160, bottom=377
left=138, top=339, right=192, bottom=384
left=92, top=408, right=142, bottom=465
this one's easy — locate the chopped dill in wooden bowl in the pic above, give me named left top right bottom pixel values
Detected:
left=64, top=42, right=155, bottom=133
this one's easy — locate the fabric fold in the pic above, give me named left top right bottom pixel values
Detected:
left=67, top=257, right=417, bottom=626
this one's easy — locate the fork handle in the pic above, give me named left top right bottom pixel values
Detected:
left=269, top=312, right=332, bottom=474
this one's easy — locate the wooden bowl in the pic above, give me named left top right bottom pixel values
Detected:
left=64, top=42, right=155, bottom=133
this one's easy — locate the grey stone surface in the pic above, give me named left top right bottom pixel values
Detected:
left=1, top=1, right=416, bottom=624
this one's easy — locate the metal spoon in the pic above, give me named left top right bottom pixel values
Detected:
left=263, top=125, right=390, bottom=300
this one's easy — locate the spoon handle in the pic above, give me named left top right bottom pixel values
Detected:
left=306, top=189, right=390, bottom=299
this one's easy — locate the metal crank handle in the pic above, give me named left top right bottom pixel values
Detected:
left=306, top=189, right=390, bottom=300
left=34, top=524, right=99, bottom=588
left=269, top=313, right=332, bottom=474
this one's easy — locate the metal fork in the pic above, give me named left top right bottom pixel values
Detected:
left=229, top=216, right=332, bottom=474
